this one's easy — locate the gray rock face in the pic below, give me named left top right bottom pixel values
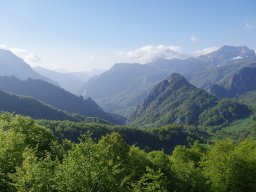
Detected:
left=210, top=63, right=256, bottom=97
left=198, top=45, right=256, bottom=67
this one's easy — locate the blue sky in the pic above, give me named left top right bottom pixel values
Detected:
left=0, top=0, right=255, bottom=71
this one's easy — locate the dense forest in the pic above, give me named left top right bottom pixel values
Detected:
left=0, top=113, right=256, bottom=192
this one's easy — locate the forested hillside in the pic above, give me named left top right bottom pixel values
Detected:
left=0, top=76, right=125, bottom=124
left=130, top=74, right=252, bottom=127
left=0, top=113, right=255, bottom=192
left=0, top=90, right=74, bottom=120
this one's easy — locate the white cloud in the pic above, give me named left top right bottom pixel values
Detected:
left=193, top=46, right=220, bottom=57
left=10, top=48, right=40, bottom=63
left=189, top=36, right=199, bottom=43
left=0, top=44, right=40, bottom=64
left=0, top=44, right=7, bottom=49
left=118, top=45, right=183, bottom=63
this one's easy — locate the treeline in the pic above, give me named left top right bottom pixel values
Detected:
left=36, top=120, right=207, bottom=153
left=0, top=113, right=256, bottom=192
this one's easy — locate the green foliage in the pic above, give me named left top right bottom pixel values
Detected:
left=131, top=76, right=218, bottom=127
left=201, top=139, right=256, bottom=192
left=0, top=129, right=25, bottom=191
left=237, top=91, right=256, bottom=108
left=211, top=116, right=256, bottom=141
left=0, top=113, right=59, bottom=191
left=0, top=113, right=55, bottom=156
left=132, top=167, right=169, bottom=192
left=55, top=133, right=126, bottom=192
left=131, top=75, right=252, bottom=128
left=0, top=113, right=256, bottom=192
left=199, top=99, right=252, bottom=126
left=170, top=143, right=207, bottom=192
left=37, top=120, right=207, bottom=153
left=0, top=89, right=75, bottom=121
left=10, top=149, right=57, bottom=192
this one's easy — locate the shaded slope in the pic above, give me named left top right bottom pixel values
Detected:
left=209, top=63, right=256, bottom=98
left=0, top=89, right=73, bottom=120
left=0, top=76, right=125, bottom=124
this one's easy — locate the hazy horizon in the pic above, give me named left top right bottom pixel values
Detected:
left=1, top=0, right=255, bottom=72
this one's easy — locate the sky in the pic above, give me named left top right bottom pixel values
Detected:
left=0, top=0, right=255, bottom=72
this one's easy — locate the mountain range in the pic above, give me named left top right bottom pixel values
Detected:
left=0, top=45, right=255, bottom=128
left=82, top=45, right=256, bottom=116
left=0, top=76, right=125, bottom=124
left=0, top=89, right=74, bottom=121
left=0, top=49, right=125, bottom=124
left=209, top=63, right=256, bottom=98
left=34, top=66, right=102, bottom=95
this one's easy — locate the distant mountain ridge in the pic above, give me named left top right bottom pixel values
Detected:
left=34, top=66, right=88, bottom=95
left=82, top=63, right=166, bottom=115
left=82, top=45, right=256, bottom=116
left=209, top=63, right=256, bottom=98
left=0, top=76, right=125, bottom=124
left=0, top=49, right=57, bottom=85
left=198, top=45, right=256, bottom=66
left=0, top=89, right=74, bottom=121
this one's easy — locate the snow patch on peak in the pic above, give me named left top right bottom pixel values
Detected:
left=232, top=56, right=242, bottom=60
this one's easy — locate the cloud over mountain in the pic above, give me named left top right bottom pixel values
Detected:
left=193, top=46, right=220, bottom=57
left=118, top=45, right=183, bottom=63
left=0, top=44, right=40, bottom=64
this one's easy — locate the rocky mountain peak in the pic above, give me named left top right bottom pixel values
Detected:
left=198, top=45, right=256, bottom=66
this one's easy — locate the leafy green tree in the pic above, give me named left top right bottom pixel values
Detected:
left=147, top=150, right=172, bottom=190
left=126, top=146, right=152, bottom=180
left=229, top=138, right=256, bottom=192
left=201, top=140, right=235, bottom=192
left=10, top=149, right=57, bottom=192
left=97, top=132, right=129, bottom=165
left=170, top=143, right=207, bottom=192
left=132, top=167, right=168, bottom=192
left=97, top=132, right=131, bottom=190
left=0, top=113, right=55, bottom=157
left=55, top=133, right=124, bottom=192
left=0, top=129, right=25, bottom=191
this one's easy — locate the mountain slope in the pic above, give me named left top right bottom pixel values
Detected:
left=34, top=66, right=88, bottom=95
left=0, top=49, right=57, bottom=84
left=0, top=89, right=74, bottom=120
left=83, top=63, right=166, bottom=115
left=0, top=76, right=125, bottom=124
left=130, top=74, right=252, bottom=127
left=209, top=63, right=256, bottom=98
